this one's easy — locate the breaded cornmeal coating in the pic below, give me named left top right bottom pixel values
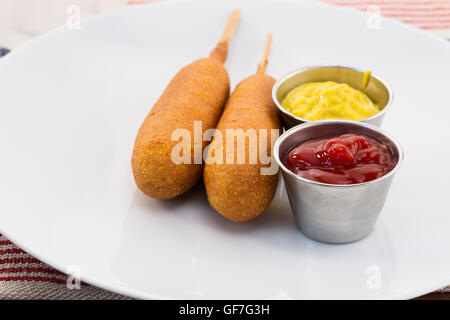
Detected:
left=132, top=58, right=230, bottom=200
left=204, top=75, right=280, bottom=222
left=131, top=10, right=240, bottom=200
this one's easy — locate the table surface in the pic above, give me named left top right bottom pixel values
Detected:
left=416, top=293, right=450, bottom=300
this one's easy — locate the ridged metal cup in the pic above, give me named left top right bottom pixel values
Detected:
left=272, top=66, right=394, bottom=129
left=274, top=120, right=403, bottom=244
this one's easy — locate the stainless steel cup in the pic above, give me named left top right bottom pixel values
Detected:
left=274, top=120, right=403, bottom=244
left=272, top=66, right=394, bottom=129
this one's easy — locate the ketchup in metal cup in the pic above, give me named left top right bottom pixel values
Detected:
left=284, top=133, right=395, bottom=185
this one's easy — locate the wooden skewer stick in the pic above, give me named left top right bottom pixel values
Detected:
left=219, top=9, right=242, bottom=45
left=257, top=33, right=272, bottom=75
left=210, top=9, right=242, bottom=63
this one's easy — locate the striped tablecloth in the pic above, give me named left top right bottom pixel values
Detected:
left=317, top=0, right=450, bottom=38
left=1, top=0, right=449, bottom=300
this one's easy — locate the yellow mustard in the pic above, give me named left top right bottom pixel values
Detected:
left=281, top=79, right=380, bottom=121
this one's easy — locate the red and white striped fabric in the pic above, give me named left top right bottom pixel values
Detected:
left=316, top=0, right=450, bottom=38
left=1, top=0, right=449, bottom=300
left=0, top=233, right=130, bottom=299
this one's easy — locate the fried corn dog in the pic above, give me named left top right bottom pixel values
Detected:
left=204, top=34, right=280, bottom=222
left=132, top=10, right=241, bottom=200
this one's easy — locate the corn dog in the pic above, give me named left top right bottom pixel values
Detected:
left=132, top=10, right=241, bottom=200
left=204, top=34, right=280, bottom=222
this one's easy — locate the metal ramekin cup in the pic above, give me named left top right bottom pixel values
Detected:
left=274, top=120, right=403, bottom=244
left=272, top=66, right=394, bottom=129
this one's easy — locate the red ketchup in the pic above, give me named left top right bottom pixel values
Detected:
left=284, top=134, right=395, bottom=185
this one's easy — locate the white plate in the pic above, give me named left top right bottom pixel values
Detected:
left=1, top=0, right=449, bottom=299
